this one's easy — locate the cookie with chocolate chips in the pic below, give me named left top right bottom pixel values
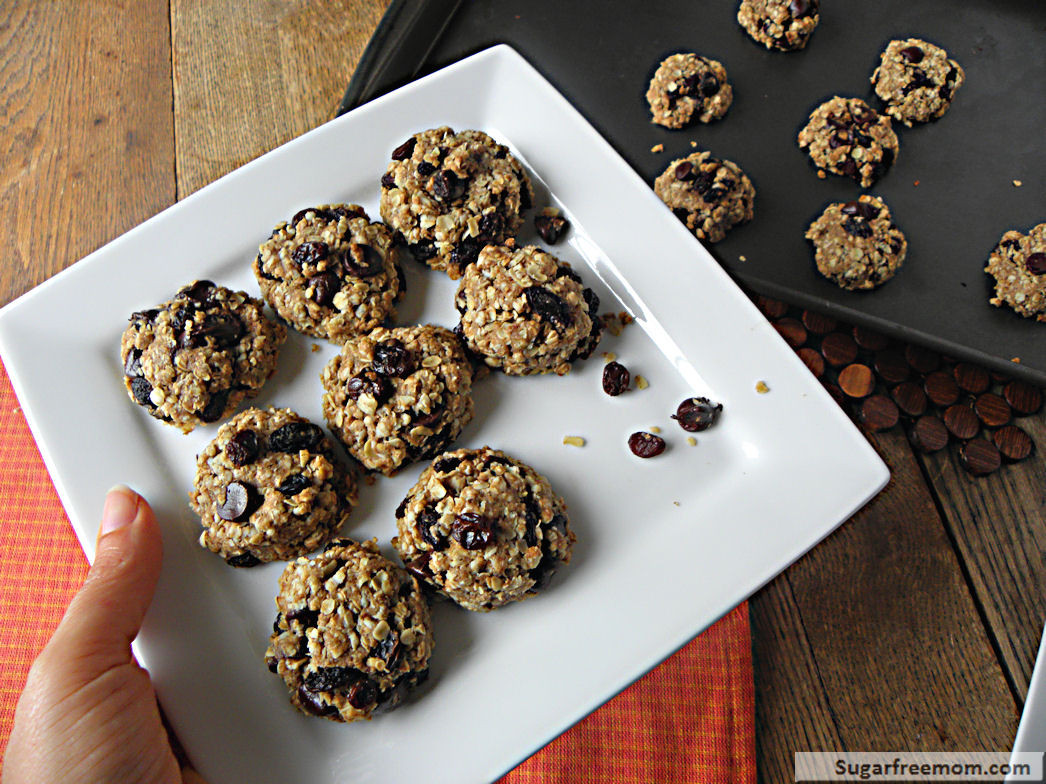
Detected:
left=985, top=222, right=1046, bottom=322
left=265, top=539, right=434, bottom=722
left=805, top=195, right=907, bottom=291
left=379, top=126, right=534, bottom=279
left=872, top=38, right=965, bottom=126
left=737, top=0, right=820, bottom=52
left=454, top=244, right=602, bottom=376
left=798, top=96, right=899, bottom=188
left=189, top=407, right=356, bottom=566
left=646, top=53, right=733, bottom=129
left=253, top=204, right=403, bottom=344
left=120, top=280, right=286, bottom=432
left=654, top=151, right=755, bottom=243
left=392, top=447, right=576, bottom=612
left=321, top=325, right=474, bottom=476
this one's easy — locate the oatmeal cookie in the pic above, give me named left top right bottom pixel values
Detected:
left=454, top=244, right=601, bottom=376
left=805, top=195, right=907, bottom=291
left=646, top=53, right=733, bottom=129
left=392, top=447, right=575, bottom=612
left=189, top=407, right=356, bottom=566
left=120, top=280, right=286, bottom=433
left=379, top=127, right=534, bottom=279
left=737, top=0, right=820, bottom=52
left=321, top=325, right=474, bottom=476
left=264, top=539, right=434, bottom=722
left=253, top=204, right=403, bottom=344
left=871, top=38, right=965, bottom=126
left=798, top=96, right=899, bottom=188
left=985, top=223, right=1046, bottom=322
left=654, top=151, right=755, bottom=243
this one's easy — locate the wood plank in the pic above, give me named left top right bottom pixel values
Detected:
left=170, top=0, right=388, bottom=197
left=780, top=427, right=1017, bottom=751
left=751, top=576, right=844, bottom=784
left=918, top=408, right=1046, bottom=698
left=0, top=0, right=174, bottom=308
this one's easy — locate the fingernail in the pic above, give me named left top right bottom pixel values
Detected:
left=101, top=485, right=139, bottom=535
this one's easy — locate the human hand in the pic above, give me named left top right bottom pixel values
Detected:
left=3, top=486, right=207, bottom=784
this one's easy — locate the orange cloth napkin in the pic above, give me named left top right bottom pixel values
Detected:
left=0, top=362, right=755, bottom=781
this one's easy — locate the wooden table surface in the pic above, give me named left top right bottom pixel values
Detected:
left=2, top=2, right=1042, bottom=780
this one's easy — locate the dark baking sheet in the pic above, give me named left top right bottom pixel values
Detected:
left=412, top=0, right=1046, bottom=384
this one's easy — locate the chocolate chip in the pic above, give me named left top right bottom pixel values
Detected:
left=346, top=370, right=392, bottom=406
left=909, top=415, right=949, bottom=453
left=129, top=376, right=153, bottom=407
left=699, top=72, right=720, bottom=97
left=308, top=271, right=340, bottom=306
left=692, top=170, right=716, bottom=196
left=582, top=287, right=600, bottom=317
left=183, top=312, right=244, bottom=349
left=1026, top=252, right=1046, bottom=275
left=198, top=390, right=229, bottom=423
left=674, top=161, right=694, bottom=181
left=296, top=686, right=338, bottom=717
left=404, top=553, right=432, bottom=582
left=123, top=348, right=143, bottom=377
left=218, top=481, right=259, bottom=522
left=381, top=172, right=396, bottom=189
left=292, top=241, right=329, bottom=268
left=905, top=68, right=935, bottom=93
left=841, top=200, right=880, bottom=220
left=225, top=429, right=260, bottom=466
left=347, top=678, right=378, bottom=709
left=226, top=552, right=261, bottom=568
left=628, top=431, right=666, bottom=458
left=177, top=280, right=218, bottom=305
left=602, top=361, right=630, bottom=396
left=391, top=138, right=416, bottom=161
left=328, top=206, right=366, bottom=222
left=451, top=512, right=494, bottom=550
left=535, top=214, right=568, bottom=244
left=524, top=286, right=573, bottom=331
left=556, top=265, right=582, bottom=284
left=278, top=473, right=310, bottom=496
left=672, top=397, right=723, bottom=432
left=433, top=456, right=461, bottom=473
left=411, top=405, right=444, bottom=430
left=529, top=554, right=559, bottom=591
left=343, top=243, right=384, bottom=278
left=169, top=305, right=197, bottom=336
left=305, top=666, right=357, bottom=693
left=286, top=607, right=319, bottom=627
left=842, top=217, right=873, bottom=239
left=959, top=439, right=1001, bottom=476
left=290, top=208, right=312, bottom=226
left=269, top=422, right=324, bottom=452
left=1003, top=380, right=1042, bottom=415
left=899, top=45, right=924, bottom=63
left=704, top=186, right=729, bottom=204
left=408, top=241, right=436, bottom=262
left=943, top=403, right=980, bottom=440
left=788, top=0, right=815, bottom=17
left=372, top=339, right=414, bottom=377
left=129, top=308, right=159, bottom=326
left=838, top=159, right=858, bottom=178
left=993, top=425, right=1034, bottom=462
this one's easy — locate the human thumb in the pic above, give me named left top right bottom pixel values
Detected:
left=46, top=485, right=163, bottom=674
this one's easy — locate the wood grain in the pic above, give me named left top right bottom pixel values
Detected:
left=0, top=0, right=174, bottom=308
left=170, top=0, right=388, bottom=197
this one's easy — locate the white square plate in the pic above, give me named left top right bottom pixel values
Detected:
left=0, top=45, right=888, bottom=783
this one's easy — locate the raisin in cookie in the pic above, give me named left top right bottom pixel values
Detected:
left=120, top=280, right=286, bottom=433
left=321, top=325, right=474, bottom=476
left=805, top=195, right=907, bottom=291
left=798, top=96, right=899, bottom=188
left=253, top=204, right=403, bottom=344
left=392, top=447, right=575, bottom=612
left=379, top=127, right=534, bottom=279
left=871, top=38, right=965, bottom=126
left=189, top=407, right=356, bottom=566
left=654, top=152, right=755, bottom=243
left=264, top=539, right=434, bottom=722
left=646, top=53, right=733, bottom=129
left=737, top=0, right=820, bottom=52
left=454, top=244, right=601, bottom=376
left=985, top=223, right=1046, bottom=322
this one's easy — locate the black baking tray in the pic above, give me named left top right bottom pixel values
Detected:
left=360, top=0, right=1046, bottom=384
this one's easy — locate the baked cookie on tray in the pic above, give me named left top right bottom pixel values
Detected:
left=379, top=126, right=534, bottom=279
left=805, top=195, right=907, bottom=291
left=798, top=96, right=899, bottom=188
left=646, top=53, right=733, bottom=129
left=871, top=38, right=965, bottom=126
left=985, top=222, right=1046, bottom=322
left=454, top=243, right=602, bottom=376
left=120, top=280, right=286, bottom=433
left=265, top=539, right=434, bottom=722
left=189, top=407, right=356, bottom=567
left=654, top=151, right=755, bottom=243
left=253, top=204, right=403, bottom=344
left=392, top=447, right=576, bottom=612
left=321, top=325, right=474, bottom=476
left=737, top=0, right=820, bottom=52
